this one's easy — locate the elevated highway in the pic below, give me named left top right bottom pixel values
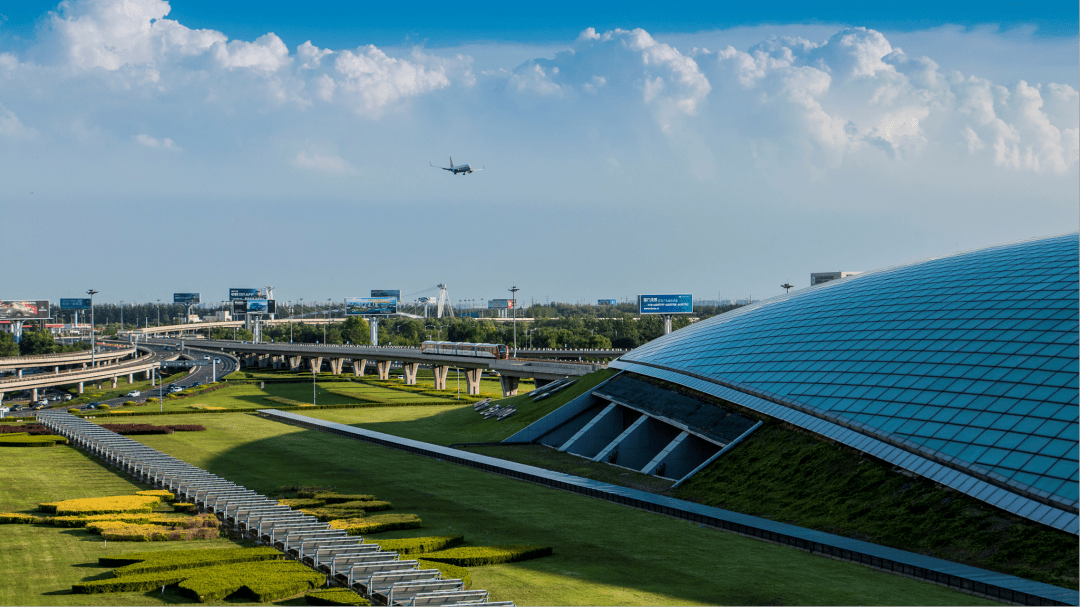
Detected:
left=0, top=346, right=170, bottom=405
left=0, top=346, right=137, bottom=372
left=122, top=317, right=342, bottom=338
left=147, top=339, right=611, bottom=396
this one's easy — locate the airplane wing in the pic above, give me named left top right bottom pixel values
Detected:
left=430, top=162, right=452, bottom=171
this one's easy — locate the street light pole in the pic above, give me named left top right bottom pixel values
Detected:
left=157, top=299, right=161, bottom=326
left=86, top=289, right=98, bottom=367
left=508, top=286, right=519, bottom=358
left=119, top=301, right=124, bottom=334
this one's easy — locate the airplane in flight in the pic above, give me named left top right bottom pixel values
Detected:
left=431, top=157, right=483, bottom=175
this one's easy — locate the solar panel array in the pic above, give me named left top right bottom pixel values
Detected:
left=621, top=234, right=1079, bottom=509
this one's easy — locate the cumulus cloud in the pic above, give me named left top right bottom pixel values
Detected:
left=132, top=133, right=180, bottom=150
left=0, top=104, right=36, bottom=140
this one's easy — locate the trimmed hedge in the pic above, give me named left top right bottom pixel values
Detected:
left=173, top=502, right=197, bottom=513
left=0, top=435, right=68, bottom=447
left=311, top=493, right=378, bottom=504
left=328, top=513, right=422, bottom=535
left=47, top=513, right=165, bottom=528
left=107, top=546, right=282, bottom=575
left=87, top=521, right=220, bottom=541
left=0, top=512, right=44, bottom=524
left=416, top=559, right=471, bottom=588
left=102, top=546, right=281, bottom=571
left=0, top=423, right=54, bottom=435
left=136, top=489, right=176, bottom=502
left=75, top=560, right=322, bottom=602
left=40, top=495, right=161, bottom=515
left=367, top=535, right=464, bottom=555
left=280, top=498, right=326, bottom=509
left=420, top=545, right=553, bottom=567
left=305, top=588, right=371, bottom=606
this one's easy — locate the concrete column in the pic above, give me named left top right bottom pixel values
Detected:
left=289, top=356, right=303, bottom=372
left=432, top=365, right=449, bottom=390
left=402, top=363, right=419, bottom=385
left=352, top=359, right=368, bottom=377
left=500, top=375, right=520, bottom=397
left=465, top=368, right=482, bottom=395
left=376, top=360, right=391, bottom=381
left=54, top=366, right=60, bottom=374
left=258, top=355, right=269, bottom=368
left=331, top=358, right=345, bottom=375
left=273, top=356, right=284, bottom=370
left=145, top=370, right=152, bottom=380
left=128, top=373, right=134, bottom=384
left=111, top=377, right=118, bottom=388
left=31, top=388, right=38, bottom=401
left=17, top=369, right=22, bottom=378
left=78, top=382, right=84, bottom=394
left=308, top=357, right=323, bottom=374
left=82, top=362, right=87, bottom=369
left=533, top=378, right=554, bottom=390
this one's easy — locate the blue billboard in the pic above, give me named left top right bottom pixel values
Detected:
left=371, top=289, right=400, bottom=300
left=345, top=297, right=398, bottom=316
left=173, top=292, right=200, bottom=304
left=638, top=294, right=693, bottom=315
left=60, top=298, right=92, bottom=310
left=598, top=299, right=618, bottom=305
left=229, top=288, right=261, bottom=300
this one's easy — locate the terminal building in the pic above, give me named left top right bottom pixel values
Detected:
left=517, top=233, right=1079, bottom=534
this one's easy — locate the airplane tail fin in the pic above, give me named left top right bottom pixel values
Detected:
left=449, top=156, right=454, bottom=169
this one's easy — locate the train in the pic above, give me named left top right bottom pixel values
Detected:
left=420, top=341, right=509, bottom=359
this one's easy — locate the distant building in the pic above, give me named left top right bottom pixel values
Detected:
left=811, top=271, right=860, bottom=286
left=208, top=311, right=231, bottom=322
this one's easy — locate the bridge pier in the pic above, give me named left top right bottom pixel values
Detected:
left=330, top=358, right=345, bottom=375
left=402, top=363, right=419, bottom=385
left=465, top=368, right=482, bottom=395
left=432, top=365, right=449, bottom=390
left=258, top=355, right=269, bottom=368
left=352, top=359, right=368, bottom=377
left=77, top=382, right=84, bottom=394
left=308, top=357, right=323, bottom=374
left=500, top=376, right=520, bottom=397
left=128, top=373, right=134, bottom=384
left=289, top=356, right=303, bottom=372
left=17, top=369, right=22, bottom=378
left=376, top=361, right=391, bottom=381
left=111, top=377, right=118, bottom=389
left=145, top=370, right=152, bottom=380
left=54, top=366, right=60, bottom=374
left=31, top=388, right=38, bottom=401
left=533, top=378, right=554, bottom=390
left=273, top=356, right=284, bottom=370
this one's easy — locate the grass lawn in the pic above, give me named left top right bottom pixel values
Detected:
left=298, top=369, right=618, bottom=446
left=227, top=367, right=525, bottom=397
left=112, top=411, right=995, bottom=606
left=0, top=447, right=240, bottom=606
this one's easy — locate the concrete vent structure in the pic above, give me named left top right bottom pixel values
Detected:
left=509, top=373, right=761, bottom=483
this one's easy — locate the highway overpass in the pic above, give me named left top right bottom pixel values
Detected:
left=0, top=346, right=170, bottom=405
left=0, top=346, right=137, bottom=372
left=149, top=339, right=609, bottom=396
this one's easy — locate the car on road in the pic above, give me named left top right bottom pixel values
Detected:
left=214, top=358, right=221, bottom=363
left=203, top=355, right=210, bottom=360
left=86, top=402, right=101, bottom=409
left=127, top=391, right=141, bottom=397
left=62, top=394, right=73, bottom=401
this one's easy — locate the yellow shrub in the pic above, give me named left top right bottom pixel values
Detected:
left=136, top=490, right=176, bottom=502
left=45, top=495, right=161, bottom=516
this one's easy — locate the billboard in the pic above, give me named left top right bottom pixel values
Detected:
left=598, top=299, right=618, bottom=305
left=487, top=299, right=514, bottom=309
left=234, top=300, right=276, bottom=314
left=371, top=289, right=400, bottom=300
left=345, top=297, right=398, bottom=316
left=174, top=293, right=201, bottom=304
left=60, top=298, right=92, bottom=310
left=638, top=294, right=693, bottom=315
left=0, top=300, right=50, bottom=320
left=229, top=288, right=261, bottom=300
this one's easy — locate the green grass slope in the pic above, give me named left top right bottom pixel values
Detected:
left=673, top=422, right=1079, bottom=590
left=117, top=411, right=994, bottom=606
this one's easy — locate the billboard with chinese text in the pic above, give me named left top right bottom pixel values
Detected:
left=345, top=297, right=397, bottom=316
left=638, top=294, right=693, bottom=315
left=60, top=298, right=92, bottom=310
left=174, top=293, right=201, bottom=304
left=229, top=288, right=261, bottom=300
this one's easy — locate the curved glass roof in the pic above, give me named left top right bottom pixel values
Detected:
left=618, top=234, right=1079, bottom=510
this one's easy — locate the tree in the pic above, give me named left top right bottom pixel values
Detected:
left=0, top=332, right=18, bottom=357
left=340, top=317, right=370, bottom=345
left=18, top=330, right=57, bottom=356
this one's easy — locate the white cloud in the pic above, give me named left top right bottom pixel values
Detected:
left=0, top=103, right=36, bottom=140
left=294, top=150, right=354, bottom=174
left=132, top=133, right=180, bottom=150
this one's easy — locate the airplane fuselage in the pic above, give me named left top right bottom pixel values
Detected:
left=450, top=164, right=472, bottom=174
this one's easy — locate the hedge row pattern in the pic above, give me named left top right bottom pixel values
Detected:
left=328, top=514, right=422, bottom=535
left=88, top=522, right=220, bottom=541
left=0, top=512, right=43, bottom=524
left=367, top=535, right=464, bottom=555
left=0, top=423, right=54, bottom=435
left=39, top=494, right=161, bottom=515
left=136, top=490, right=177, bottom=502
left=74, top=560, right=322, bottom=602
left=415, top=559, right=471, bottom=588
left=305, top=587, right=371, bottom=606
left=99, top=423, right=207, bottom=435
left=172, top=503, right=197, bottom=513
left=420, top=545, right=554, bottom=567
left=103, top=546, right=281, bottom=571
left=0, top=434, right=68, bottom=447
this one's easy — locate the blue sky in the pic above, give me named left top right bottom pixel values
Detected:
left=0, top=0, right=1077, bottom=308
